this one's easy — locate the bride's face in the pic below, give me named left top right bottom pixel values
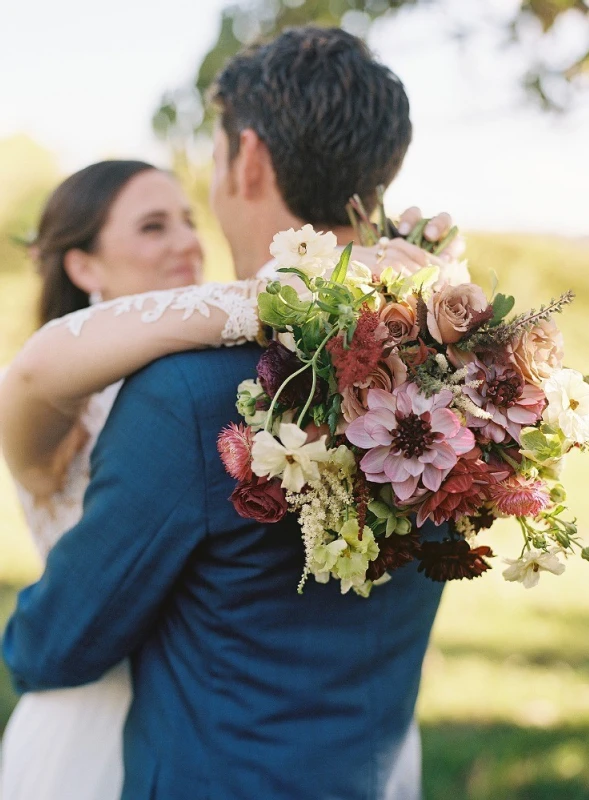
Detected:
left=88, top=170, right=204, bottom=300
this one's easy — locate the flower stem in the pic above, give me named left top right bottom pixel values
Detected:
left=432, top=226, right=459, bottom=256
left=265, top=328, right=338, bottom=433
left=517, top=516, right=532, bottom=555
left=297, top=366, right=317, bottom=426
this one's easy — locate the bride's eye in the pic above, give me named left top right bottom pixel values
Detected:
left=141, top=221, right=165, bottom=233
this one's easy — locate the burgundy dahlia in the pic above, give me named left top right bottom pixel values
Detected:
left=415, top=449, right=508, bottom=527
left=366, top=531, right=422, bottom=581
left=256, top=341, right=322, bottom=407
left=468, top=508, right=497, bottom=532
left=417, top=538, right=493, bottom=581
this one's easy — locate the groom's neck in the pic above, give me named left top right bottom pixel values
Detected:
left=233, top=223, right=360, bottom=280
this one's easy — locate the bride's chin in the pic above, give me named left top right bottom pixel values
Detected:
left=164, top=267, right=202, bottom=288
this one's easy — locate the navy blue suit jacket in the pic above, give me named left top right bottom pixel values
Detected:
left=3, top=345, right=444, bottom=799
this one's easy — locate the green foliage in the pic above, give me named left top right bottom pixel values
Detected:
left=489, top=292, right=515, bottom=326
left=258, top=283, right=312, bottom=329
left=330, top=242, right=352, bottom=285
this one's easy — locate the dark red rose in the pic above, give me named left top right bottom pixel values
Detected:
left=231, top=476, right=288, bottom=523
left=256, top=341, right=323, bottom=406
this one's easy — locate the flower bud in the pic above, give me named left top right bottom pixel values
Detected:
left=266, top=281, right=282, bottom=295
left=555, top=530, right=570, bottom=548
left=561, top=520, right=578, bottom=536
left=581, top=547, right=589, bottom=561
left=550, top=485, right=566, bottom=503
left=532, top=535, right=546, bottom=549
left=395, top=518, right=412, bottom=535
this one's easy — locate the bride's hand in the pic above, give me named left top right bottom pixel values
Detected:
left=397, top=207, right=466, bottom=262
left=351, top=209, right=465, bottom=278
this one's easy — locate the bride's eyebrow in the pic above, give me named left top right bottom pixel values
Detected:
left=136, top=210, right=168, bottom=224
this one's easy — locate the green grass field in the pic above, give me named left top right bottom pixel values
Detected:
left=1, top=230, right=588, bottom=798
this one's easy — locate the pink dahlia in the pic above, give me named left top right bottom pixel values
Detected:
left=217, top=422, right=254, bottom=481
left=490, top=475, right=551, bottom=517
left=462, top=360, right=545, bottom=444
left=345, top=383, right=475, bottom=502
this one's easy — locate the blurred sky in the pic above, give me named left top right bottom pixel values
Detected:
left=0, top=0, right=587, bottom=235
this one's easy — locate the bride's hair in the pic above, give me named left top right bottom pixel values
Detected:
left=211, top=26, right=412, bottom=228
left=34, top=160, right=156, bottom=326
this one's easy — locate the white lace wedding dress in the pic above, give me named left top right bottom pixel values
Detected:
left=0, top=281, right=263, bottom=800
left=1, top=383, right=130, bottom=800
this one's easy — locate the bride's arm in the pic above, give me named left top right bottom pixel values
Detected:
left=0, top=280, right=265, bottom=494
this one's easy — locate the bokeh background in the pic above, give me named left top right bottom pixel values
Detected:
left=1, top=1, right=589, bottom=797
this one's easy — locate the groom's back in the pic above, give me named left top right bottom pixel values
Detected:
left=120, top=345, right=444, bottom=800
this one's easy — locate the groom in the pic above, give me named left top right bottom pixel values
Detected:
left=4, top=27, right=449, bottom=799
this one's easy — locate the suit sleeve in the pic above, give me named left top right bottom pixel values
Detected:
left=3, top=356, right=208, bottom=692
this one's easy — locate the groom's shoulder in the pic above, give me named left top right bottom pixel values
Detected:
left=124, top=344, right=263, bottom=405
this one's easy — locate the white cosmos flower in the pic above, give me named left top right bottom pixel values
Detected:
left=433, top=259, right=471, bottom=289
left=502, top=548, right=565, bottom=589
left=269, top=224, right=338, bottom=278
left=251, top=423, right=330, bottom=492
left=542, top=368, right=589, bottom=444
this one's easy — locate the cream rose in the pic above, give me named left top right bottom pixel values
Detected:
left=427, top=283, right=489, bottom=345
left=508, top=319, right=564, bottom=386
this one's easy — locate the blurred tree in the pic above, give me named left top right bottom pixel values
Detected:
left=153, top=0, right=589, bottom=146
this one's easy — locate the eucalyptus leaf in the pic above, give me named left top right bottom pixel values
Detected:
left=489, top=269, right=499, bottom=299
left=489, top=293, right=515, bottom=326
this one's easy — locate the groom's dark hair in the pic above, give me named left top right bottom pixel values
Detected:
left=211, top=26, right=411, bottom=227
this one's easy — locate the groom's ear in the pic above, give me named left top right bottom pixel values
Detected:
left=235, top=129, right=274, bottom=200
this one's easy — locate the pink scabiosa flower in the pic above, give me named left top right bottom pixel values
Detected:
left=462, top=360, right=545, bottom=444
left=345, top=383, right=475, bottom=502
left=217, top=422, right=254, bottom=482
left=490, top=475, right=551, bottom=517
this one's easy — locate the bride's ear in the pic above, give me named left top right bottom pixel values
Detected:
left=235, top=129, right=274, bottom=200
left=63, top=248, right=103, bottom=295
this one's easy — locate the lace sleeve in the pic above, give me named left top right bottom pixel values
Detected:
left=46, top=280, right=266, bottom=344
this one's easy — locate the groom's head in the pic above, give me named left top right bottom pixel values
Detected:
left=210, top=26, right=411, bottom=277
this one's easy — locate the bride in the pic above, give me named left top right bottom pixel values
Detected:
left=0, top=159, right=462, bottom=800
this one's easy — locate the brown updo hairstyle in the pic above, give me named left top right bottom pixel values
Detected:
left=35, top=160, right=157, bottom=326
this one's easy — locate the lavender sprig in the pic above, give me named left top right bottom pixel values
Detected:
left=461, top=290, right=575, bottom=351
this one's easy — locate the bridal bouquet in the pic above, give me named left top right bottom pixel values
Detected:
left=218, top=226, right=588, bottom=596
